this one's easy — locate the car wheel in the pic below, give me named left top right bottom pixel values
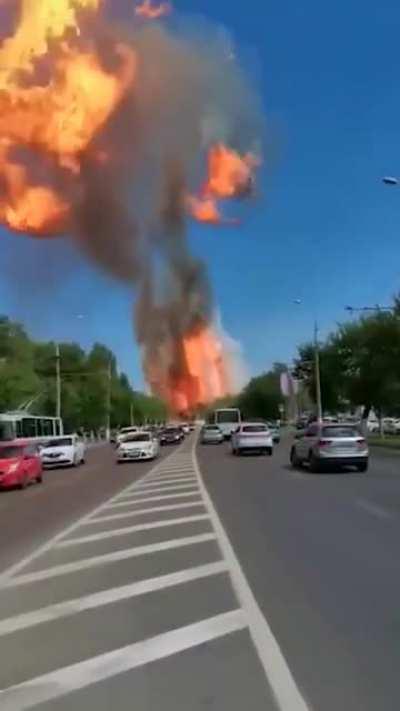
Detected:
left=36, top=472, right=43, bottom=484
left=357, top=462, right=368, bottom=473
left=309, top=453, right=321, bottom=473
left=266, top=447, right=273, bottom=456
left=19, top=475, right=28, bottom=490
left=290, top=447, right=300, bottom=468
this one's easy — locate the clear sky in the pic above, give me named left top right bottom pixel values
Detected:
left=1, top=0, right=400, bottom=388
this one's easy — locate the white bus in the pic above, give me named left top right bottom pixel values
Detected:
left=0, top=412, right=63, bottom=443
left=212, top=408, right=241, bottom=439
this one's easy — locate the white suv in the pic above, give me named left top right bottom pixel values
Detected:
left=290, top=423, right=369, bottom=472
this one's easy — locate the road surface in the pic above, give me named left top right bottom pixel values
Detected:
left=0, top=434, right=399, bottom=709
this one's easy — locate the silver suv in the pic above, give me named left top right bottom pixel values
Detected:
left=290, top=423, right=369, bottom=473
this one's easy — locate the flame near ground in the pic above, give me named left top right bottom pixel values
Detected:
left=0, top=0, right=262, bottom=416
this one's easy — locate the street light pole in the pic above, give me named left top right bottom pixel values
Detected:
left=314, top=322, right=323, bottom=424
left=106, top=360, right=112, bottom=441
left=55, top=343, right=61, bottom=420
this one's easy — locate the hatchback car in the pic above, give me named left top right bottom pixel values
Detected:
left=117, top=432, right=160, bottom=462
left=201, top=425, right=224, bottom=444
left=0, top=443, right=43, bottom=490
left=290, top=423, right=369, bottom=472
left=231, top=423, right=273, bottom=456
left=160, top=427, right=184, bottom=445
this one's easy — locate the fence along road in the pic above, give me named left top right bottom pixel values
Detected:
left=0, top=435, right=309, bottom=711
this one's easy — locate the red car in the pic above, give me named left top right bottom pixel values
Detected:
left=0, top=443, right=43, bottom=490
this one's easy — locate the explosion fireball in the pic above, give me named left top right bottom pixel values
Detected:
left=0, top=0, right=262, bottom=415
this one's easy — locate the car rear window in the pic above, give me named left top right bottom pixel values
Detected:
left=205, top=426, right=220, bottom=431
left=322, top=426, right=359, bottom=438
left=242, top=425, right=268, bottom=433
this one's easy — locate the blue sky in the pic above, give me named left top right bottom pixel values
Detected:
left=1, top=0, right=400, bottom=387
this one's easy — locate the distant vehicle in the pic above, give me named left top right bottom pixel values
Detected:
left=212, top=408, right=241, bottom=439
left=117, top=432, right=159, bottom=462
left=116, top=426, right=140, bottom=445
left=181, top=423, right=190, bottom=435
left=160, top=427, right=184, bottom=445
left=41, top=435, right=85, bottom=468
left=0, top=412, right=63, bottom=444
left=201, top=425, right=224, bottom=444
left=0, top=442, right=43, bottom=489
left=231, top=423, right=273, bottom=456
left=267, top=421, right=281, bottom=444
left=290, top=423, right=369, bottom=472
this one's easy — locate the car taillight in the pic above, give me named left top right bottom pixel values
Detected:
left=318, top=439, right=333, bottom=447
left=357, top=438, right=366, bottom=448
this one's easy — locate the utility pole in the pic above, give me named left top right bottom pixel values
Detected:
left=314, top=322, right=323, bottom=424
left=106, top=360, right=112, bottom=441
left=130, top=401, right=134, bottom=426
left=55, top=343, right=61, bottom=420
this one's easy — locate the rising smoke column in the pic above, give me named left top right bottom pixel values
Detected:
left=0, top=1, right=262, bottom=414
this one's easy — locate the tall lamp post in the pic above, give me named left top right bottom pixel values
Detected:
left=293, top=300, right=323, bottom=423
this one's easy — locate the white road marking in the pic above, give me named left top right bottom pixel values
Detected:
left=104, top=491, right=202, bottom=508
left=0, top=562, right=228, bottom=637
left=192, top=442, right=310, bottom=711
left=89, top=502, right=206, bottom=523
left=0, top=610, right=246, bottom=711
left=0, top=534, right=217, bottom=589
left=119, top=476, right=197, bottom=491
left=0, top=448, right=179, bottom=586
left=356, top=498, right=394, bottom=520
left=115, top=483, right=199, bottom=497
left=56, top=514, right=211, bottom=548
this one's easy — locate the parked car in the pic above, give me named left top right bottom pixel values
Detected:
left=160, top=427, right=185, bottom=445
left=231, top=423, right=273, bottom=456
left=201, top=425, right=224, bottom=444
left=290, top=423, right=369, bottom=472
left=0, top=442, right=43, bottom=489
left=41, top=435, right=85, bottom=468
left=117, top=432, right=160, bottom=462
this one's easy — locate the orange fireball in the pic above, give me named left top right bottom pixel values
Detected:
left=135, top=0, right=172, bottom=20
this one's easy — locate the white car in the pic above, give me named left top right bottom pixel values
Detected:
left=290, top=423, right=369, bottom=472
left=231, top=423, right=273, bottom=456
left=41, top=435, right=85, bottom=468
left=117, top=432, right=160, bottom=463
left=116, top=426, right=140, bottom=445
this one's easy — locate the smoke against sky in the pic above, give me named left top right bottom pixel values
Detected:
left=0, top=1, right=263, bottom=413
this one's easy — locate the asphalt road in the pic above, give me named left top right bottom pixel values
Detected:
left=0, top=434, right=399, bottom=710
left=198, top=435, right=400, bottom=711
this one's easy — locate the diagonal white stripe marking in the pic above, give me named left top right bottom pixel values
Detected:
left=0, top=610, right=246, bottom=711
left=89, top=502, right=205, bottom=523
left=115, top=483, right=199, bottom=497
left=1, top=534, right=217, bottom=589
left=56, top=514, right=210, bottom=548
left=0, top=562, right=228, bottom=637
left=105, top=492, right=202, bottom=509
left=119, top=476, right=197, bottom=491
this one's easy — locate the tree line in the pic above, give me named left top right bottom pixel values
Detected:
left=0, top=316, right=166, bottom=433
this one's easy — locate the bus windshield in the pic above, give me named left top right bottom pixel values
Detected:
left=215, top=410, right=240, bottom=424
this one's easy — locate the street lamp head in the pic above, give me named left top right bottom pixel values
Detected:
left=382, top=176, right=399, bottom=186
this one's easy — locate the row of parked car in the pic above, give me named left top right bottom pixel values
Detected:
left=0, top=435, right=86, bottom=491
left=200, top=421, right=281, bottom=456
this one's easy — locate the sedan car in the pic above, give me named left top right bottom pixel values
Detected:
left=290, top=423, right=369, bottom=472
left=0, top=443, right=43, bottom=489
left=201, top=425, right=224, bottom=444
left=267, top=421, right=281, bottom=444
left=231, top=423, right=273, bottom=456
left=117, top=432, right=160, bottom=462
left=41, top=435, right=85, bottom=468
left=159, top=427, right=184, bottom=445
